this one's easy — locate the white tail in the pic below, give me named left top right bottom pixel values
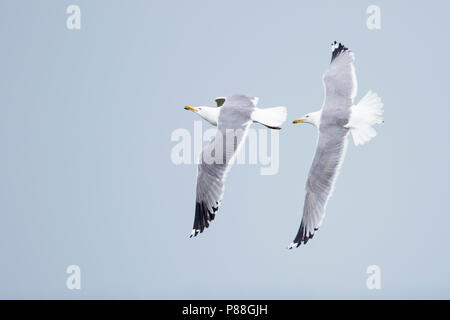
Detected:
left=251, top=106, right=287, bottom=129
left=346, top=90, right=384, bottom=146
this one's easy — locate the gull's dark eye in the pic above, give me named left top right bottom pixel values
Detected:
left=306, top=115, right=309, bottom=118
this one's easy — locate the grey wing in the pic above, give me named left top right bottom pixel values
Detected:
left=191, top=137, right=226, bottom=237
left=321, top=42, right=357, bottom=124
left=191, top=95, right=253, bottom=237
left=290, top=131, right=348, bottom=247
left=222, top=94, right=258, bottom=108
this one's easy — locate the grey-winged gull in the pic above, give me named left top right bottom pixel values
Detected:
left=185, top=94, right=287, bottom=237
left=289, top=42, right=384, bottom=248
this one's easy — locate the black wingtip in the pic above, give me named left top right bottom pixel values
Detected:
left=331, top=41, right=349, bottom=63
left=191, top=202, right=219, bottom=238
left=291, top=223, right=319, bottom=247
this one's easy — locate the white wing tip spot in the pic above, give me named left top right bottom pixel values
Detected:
left=331, top=41, right=339, bottom=51
left=189, top=229, right=200, bottom=238
left=288, top=242, right=298, bottom=249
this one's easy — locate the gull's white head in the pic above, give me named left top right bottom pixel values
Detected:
left=184, top=105, right=219, bottom=126
left=293, top=110, right=322, bottom=128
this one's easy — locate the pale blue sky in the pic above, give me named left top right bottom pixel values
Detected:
left=0, top=0, right=449, bottom=299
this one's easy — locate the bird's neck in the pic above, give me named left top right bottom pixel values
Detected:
left=310, top=110, right=322, bottom=128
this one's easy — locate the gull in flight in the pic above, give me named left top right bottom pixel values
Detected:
left=289, top=42, right=384, bottom=248
left=185, top=94, right=287, bottom=237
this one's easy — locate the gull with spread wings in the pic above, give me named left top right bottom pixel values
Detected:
left=289, top=42, right=384, bottom=248
left=185, top=94, right=287, bottom=237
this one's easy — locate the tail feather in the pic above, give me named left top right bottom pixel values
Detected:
left=251, top=106, right=287, bottom=130
left=347, top=91, right=384, bottom=146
